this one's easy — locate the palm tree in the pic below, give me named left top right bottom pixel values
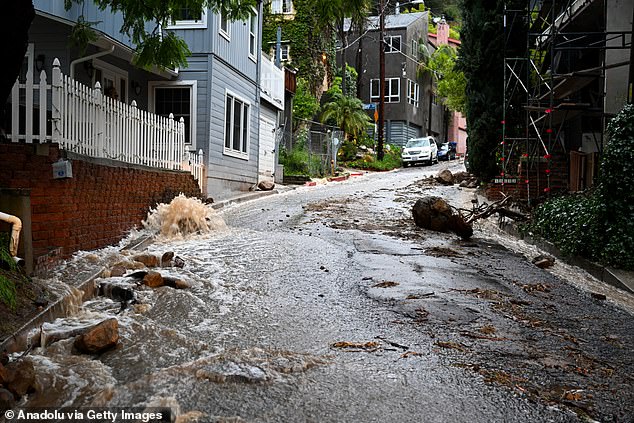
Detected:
left=321, top=93, right=372, bottom=141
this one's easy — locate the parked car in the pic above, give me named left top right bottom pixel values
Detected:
left=438, top=142, right=457, bottom=161
left=401, top=136, right=438, bottom=166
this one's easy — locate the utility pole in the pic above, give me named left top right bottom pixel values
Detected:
left=377, top=0, right=386, bottom=160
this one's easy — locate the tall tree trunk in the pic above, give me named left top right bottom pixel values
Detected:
left=0, top=0, right=35, bottom=134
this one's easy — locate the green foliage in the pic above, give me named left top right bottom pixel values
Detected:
left=279, top=130, right=324, bottom=177
left=425, top=45, right=466, bottom=113
left=68, top=16, right=101, bottom=56
left=347, top=145, right=402, bottom=171
left=458, top=0, right=507, bottom=180
left=0, top=233, right=17, bottom=310
left=134, top=31, right=191, bottom=70
left=330, top=65, right=358, bottom=98
left=262, top=0, right=330, bottom=95
left=449, top=27, right=461, bottom=40
left=594, top=104, right=634, bottom=268
left=293, top=78, right=320, bottom=123
left=528, top=105, right=634, bottom=269
left=321, top=93, right=372, bottom=141
left=529, top=193, right=600, bottom=258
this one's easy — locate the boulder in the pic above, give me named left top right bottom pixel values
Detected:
left=436, top=169, right=455, bottom=185
left=161, top=251, right=175, bottom=266
left=109, top=265, right=127, bottom=277
left=173, top=256, right=186, bottom=269
left=412, top=197, right=453, bottom=232
left=143, top=271, right=164, bottom=288
left=467, top=179, right=479, bottom=189
left=163, top=277, right=191, bottom=290
left=453, top=171, right=471, bottom=184
left=132, top=254, right=160, bottom=268
left=2, top=359, right=36, bottom=397
left=532, top=255, right=555, bottom=268
left=258, top=181, right=275, bottom=191
left=73, top=318, right=119, bottom=354
left=412, top=196, right=473, bottom=239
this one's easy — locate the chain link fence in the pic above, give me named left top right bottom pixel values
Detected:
left=279, top=125, right=344, bottom=177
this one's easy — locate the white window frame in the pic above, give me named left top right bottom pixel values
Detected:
left=249, top=9, right=258, bottom=61
left=223, top=89, right=251, bottom=160
left=271, top=0, right=293, bottom=14
left=166, top=8, right=207, bottom=29
left=219, top=10, right=230, bottom=40
left=370, top=78, right=400, bottom=103
left=93, top=59, right=128, bottom=103
left=148, top=80, right=198, bottom=146
left=386, top=77, right=400, bottom=102
left=407, top=79, right=419, bottom=107
left=385, top=35, right=401, bottom=53
left=272, top=44, right=290, bottom=62
left=370, top=78, right=380, bottom=102
left=411, top=39, right=418, bottom=57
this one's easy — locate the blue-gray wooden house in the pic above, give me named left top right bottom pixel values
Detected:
left=22, top=1, right=283, bottom=199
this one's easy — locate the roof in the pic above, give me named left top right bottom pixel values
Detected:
left=344, top=12, right=427, bottom=32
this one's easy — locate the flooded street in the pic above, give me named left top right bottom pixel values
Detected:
left=9, top=162, right=634, bottom=422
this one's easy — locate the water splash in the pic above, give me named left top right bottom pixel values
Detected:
left=143, top=194, right=226, bottom=238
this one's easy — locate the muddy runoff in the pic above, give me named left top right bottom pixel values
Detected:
left=3, top=195, right=325, bottom=419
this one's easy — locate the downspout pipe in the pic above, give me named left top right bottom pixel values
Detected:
left=70, top=45, right=115, bottom=80
left=0, top=211, right=22, bottom=259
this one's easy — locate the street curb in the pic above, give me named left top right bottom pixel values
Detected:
left=211, top=189, right=279, bottom=210
left=498, top=222, right=634, bottom=295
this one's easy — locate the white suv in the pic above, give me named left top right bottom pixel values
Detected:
left=401, top=136, right=438, bottom=166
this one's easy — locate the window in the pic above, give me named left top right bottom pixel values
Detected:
left=224, top=91, right=250, bottom=158
left=219, top=10, right=229, bottom=38
left=168, top=8, right=207, bottom=29
left=407, top=80, right=419, bottom=107
left=249, top=10, right=258, bottom=59
left=384, top=35, right=401, bottom=53
left=370, top=79, right=380, bottom=102
left=272, top=44, right=290, bottom=62
left=271, top=0, right=293, bottom=14
left=149, top=81, right=197, bottom=145
left=369, top=78, right=400, bottom=103
left=411, top=39, right=418, bottom=57
left=386, top=78, right=400, bottom=102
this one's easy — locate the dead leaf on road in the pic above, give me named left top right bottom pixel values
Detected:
left=373, top=281, right=400, bottom=288
left=400, top=351, right=423, bottom=358
left=331, top=341, right=379, bottom=352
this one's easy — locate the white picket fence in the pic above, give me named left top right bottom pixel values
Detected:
left=6, top=58, right=205, bottom=192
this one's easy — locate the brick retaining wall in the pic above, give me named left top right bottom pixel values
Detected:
left=0, top=142, right=201, bottom=272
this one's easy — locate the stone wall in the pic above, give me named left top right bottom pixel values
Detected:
left=0, top=142, right=201, bottom=273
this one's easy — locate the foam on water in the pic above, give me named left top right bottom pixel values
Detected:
left=143, top=194, right=226, bottom=239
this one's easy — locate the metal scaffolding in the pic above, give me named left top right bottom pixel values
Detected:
left=502, top=0, right=632, bottom=204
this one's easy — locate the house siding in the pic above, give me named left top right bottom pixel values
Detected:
left=206, top=57, right=260, bottom=199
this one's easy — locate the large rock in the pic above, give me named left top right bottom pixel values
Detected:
left=436, top=169, right=455, bottom=185
left=132, top=254, right=160, bottom=268
left=258, top=181, right=275, bottom=191
left=143, top=271, right=164, bottom=288
left=74, top=318, right=119, bottom=354
left=412, top=196, right=473, bottom=239
left=161, top=251, right=175, bottom=267
left=163, top=277, right=191, bottom=290
left=2, top=359, right=36, bottom=397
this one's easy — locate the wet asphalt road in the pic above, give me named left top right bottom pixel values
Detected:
left=19, top=160, right=634, bottom=422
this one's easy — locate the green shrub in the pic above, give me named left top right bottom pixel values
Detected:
left=279, top=130, right=325, bottom=177
left=594, top=103, right=634, bottom=268
left=529, top=193, right=600, bottom=259
left=347, top=145, right=402, bottom=171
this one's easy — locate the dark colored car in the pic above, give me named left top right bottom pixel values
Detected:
left=438, top=142, right=457, bottom=161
